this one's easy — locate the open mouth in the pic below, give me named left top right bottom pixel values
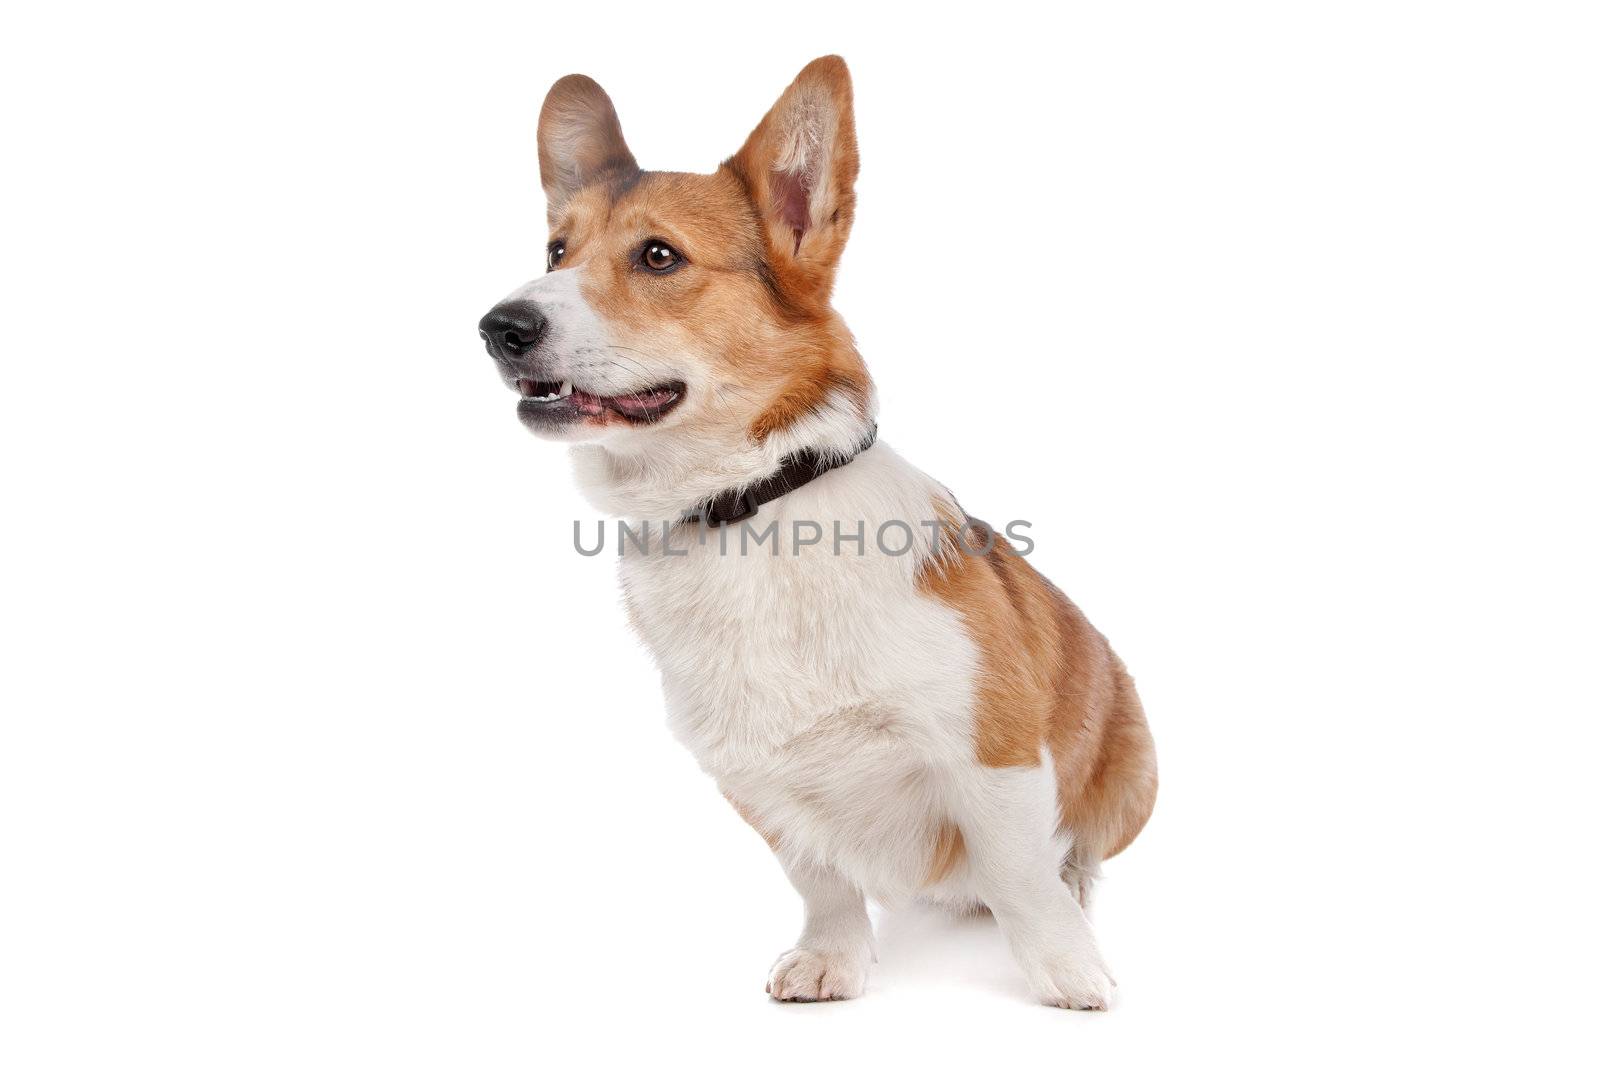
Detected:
left=515, top=378, right=686, bottom=424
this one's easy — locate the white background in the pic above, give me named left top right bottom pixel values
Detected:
left=3, top=2, right=1597, bottom=1063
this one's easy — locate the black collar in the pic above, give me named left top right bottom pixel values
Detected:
left=683, top=425, right=878, bottom=527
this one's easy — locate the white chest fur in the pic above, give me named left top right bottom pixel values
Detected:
left=616, top=444, right=984, bottom=895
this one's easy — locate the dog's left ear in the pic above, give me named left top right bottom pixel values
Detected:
left=538, top=74, right=638, bottom=221
left=727, top=56, right=858, bottom=295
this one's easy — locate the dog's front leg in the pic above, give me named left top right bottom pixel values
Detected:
left=765, top=855, right=874, bottom=1002
left=959, top=767, right=1116, bottom=1010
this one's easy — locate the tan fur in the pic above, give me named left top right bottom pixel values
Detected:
left=536, top=59, right=869, bottom=444
left=725, top=56, right=859, bottom=308
left=922, top=822, right=968, bottom=887
left=917, top=512, right=1158, bottom=863
left=538, top=75, right=638, bottom=216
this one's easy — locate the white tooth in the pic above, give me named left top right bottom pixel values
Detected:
left=558, top=381, right=573, bottom=397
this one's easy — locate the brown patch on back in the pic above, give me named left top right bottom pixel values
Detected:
left=917, top=502, right=1158, bottom=862
left=922, top=822, right=967, bottom=887
left=917, top=512, right=1056, bottom=769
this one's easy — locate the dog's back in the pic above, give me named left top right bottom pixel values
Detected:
left=918, top=517, right=1157, bottom=893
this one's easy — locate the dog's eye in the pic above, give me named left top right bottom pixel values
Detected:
left=546, top=241, right=566, bottom=271
left=640, top=241, right=681, bottom=273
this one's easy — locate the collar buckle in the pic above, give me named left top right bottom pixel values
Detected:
left=702, top=487, right=760, bottom=528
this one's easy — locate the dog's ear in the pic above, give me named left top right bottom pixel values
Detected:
left=726, top=56, right=858, bottom=295
left=538, top=75, right=638, bottom=220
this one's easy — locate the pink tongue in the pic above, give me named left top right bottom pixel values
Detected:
left=610, top=389, right=673, bottom=415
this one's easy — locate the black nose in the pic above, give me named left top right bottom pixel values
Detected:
left=478, top=301, right=548, bottom=361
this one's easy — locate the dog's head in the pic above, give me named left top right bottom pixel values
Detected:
left=479, top=57, right=870, bottom=455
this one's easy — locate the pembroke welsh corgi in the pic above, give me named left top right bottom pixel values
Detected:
left=478, top=56, right=1156, bottom=1009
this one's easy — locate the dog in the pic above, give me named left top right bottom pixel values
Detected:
left=478, top=56, right=1156, bottom=1009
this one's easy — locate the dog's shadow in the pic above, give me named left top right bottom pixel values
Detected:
left=868, top=902, right=1032, bottom=1001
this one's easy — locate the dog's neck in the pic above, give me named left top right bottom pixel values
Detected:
left=569, top=385, right=879, bottom=524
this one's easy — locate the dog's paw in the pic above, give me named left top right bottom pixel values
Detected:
left=1021, top=951, right=1117, bottom=1010
left=766, top=947, right=867, bottom=1002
